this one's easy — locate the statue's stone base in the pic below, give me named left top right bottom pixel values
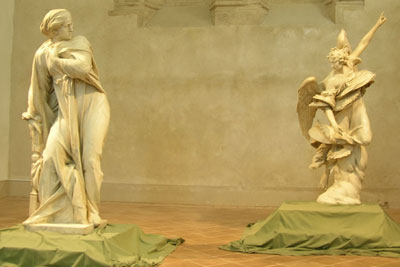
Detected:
left=24, top=223, right=94, bottom=235
left=1, top=224, right=183, bottom=266
left=221, top=202, right=400, bottom=257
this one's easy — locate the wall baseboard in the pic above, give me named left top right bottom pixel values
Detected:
left=0, top=180, right=8, bottom=198
left=6, top=179, right=400, bottom=208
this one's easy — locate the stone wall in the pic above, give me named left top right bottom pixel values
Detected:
left=8, top=0, right=400, bottom=207
left=0, top=0, right=14, bottom=189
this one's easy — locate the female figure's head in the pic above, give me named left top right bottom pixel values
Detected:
left=40, top=9, right=73, bottom=42
left=327, top=47, right=348, bottom=72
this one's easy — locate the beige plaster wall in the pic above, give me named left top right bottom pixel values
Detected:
left=0, top=0, right=14, bottom=184
left=8, top=0, right=400, bottom=206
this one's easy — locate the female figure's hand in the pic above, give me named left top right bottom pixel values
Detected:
left=59, top=49, right=71, bottom=59
left=332, top=123, right=342, bottom=134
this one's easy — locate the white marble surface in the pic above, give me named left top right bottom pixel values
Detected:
left=297, top=13, right=387, bottom=205
left=23, top=9, right=109, bottom=228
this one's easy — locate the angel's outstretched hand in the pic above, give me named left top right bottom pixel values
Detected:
left=376, top=12, right=387, bottom=27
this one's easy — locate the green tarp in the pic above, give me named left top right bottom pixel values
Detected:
left=220, top=202, right=400, bottom=257
left=0, top=224, right=184, bottom=266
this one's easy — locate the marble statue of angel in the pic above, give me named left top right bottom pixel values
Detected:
left=297, top=13, right=387, bottom=205
left=22, top=9, right=110, bottom=227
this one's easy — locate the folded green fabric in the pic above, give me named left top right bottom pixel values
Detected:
left=0, top=224, right=184, bottom=266
left=220, top=202, right=400, bottom=257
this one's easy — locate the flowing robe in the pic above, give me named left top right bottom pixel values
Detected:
left=308, top=69, right=374, bottom=204
left=24, top=36, right=110, bottom=225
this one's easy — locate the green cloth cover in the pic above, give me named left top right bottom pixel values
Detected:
left=0, top=224, right=184, bottom=266
left=220, top=202, right=400, bottom=257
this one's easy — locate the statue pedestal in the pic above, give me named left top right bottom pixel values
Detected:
left=1, top=224, right=183, bottom=266
left=24, top=223, right=94, bottom=235
left=221, top=202, right=400, bottom=257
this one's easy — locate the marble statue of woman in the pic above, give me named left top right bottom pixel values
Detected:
left=22, top=9, right=110, bottom=228
left=297, top=13, right=386, bottom=205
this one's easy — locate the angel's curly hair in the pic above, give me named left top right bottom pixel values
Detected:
left=327, top=47, right=349, bottom=65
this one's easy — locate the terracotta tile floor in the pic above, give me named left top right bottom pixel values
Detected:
left=1, top=197, right=400, bottom=267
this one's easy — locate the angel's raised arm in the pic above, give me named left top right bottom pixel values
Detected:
left=351, top=12, right=387, bottom=59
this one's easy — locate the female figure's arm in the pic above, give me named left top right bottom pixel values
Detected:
left=47, top=45, right=92, bottom=79
left=324, top=107, right=340, bottom=132
left=23, top=48, right=56, bottom=154
left=351, top=12, right=387, bottom=59
left=59, top=51, right=92, bottom=79
left=320, top=78, right=341, bottom=132
left=25, top=50, right=52, bottom=119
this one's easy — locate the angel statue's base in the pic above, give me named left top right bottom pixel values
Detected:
left=297, top=13, right=387, bottom=205
left=220, top=202, right=400, bottom=257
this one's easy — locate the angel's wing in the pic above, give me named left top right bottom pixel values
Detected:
left=297, top=76, right=321, bottom=140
